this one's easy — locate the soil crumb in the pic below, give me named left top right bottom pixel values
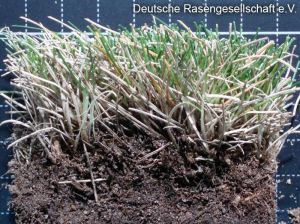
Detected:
left=8, top=135, right=275, bottom=224
left=289, top=208, right=300, bottom=223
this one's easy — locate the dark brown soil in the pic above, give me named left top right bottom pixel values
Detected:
left=8, top=135, right=275, bottom=224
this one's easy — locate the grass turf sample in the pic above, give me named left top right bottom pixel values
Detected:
left=1, top=18, right=299, bottom=166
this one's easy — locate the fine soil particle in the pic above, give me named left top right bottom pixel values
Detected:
left=8, top=135, right=275, bottom=224
left=289, top=208, right=300, bottom=223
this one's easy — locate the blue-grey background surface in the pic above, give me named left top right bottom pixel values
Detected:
left=0, top=0, right=299, bottom=223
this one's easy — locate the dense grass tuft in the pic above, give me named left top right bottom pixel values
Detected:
left=1, top=19, right=299, bottom=164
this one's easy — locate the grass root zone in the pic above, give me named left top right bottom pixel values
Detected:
left=8, top=130, right=275, bottom=224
